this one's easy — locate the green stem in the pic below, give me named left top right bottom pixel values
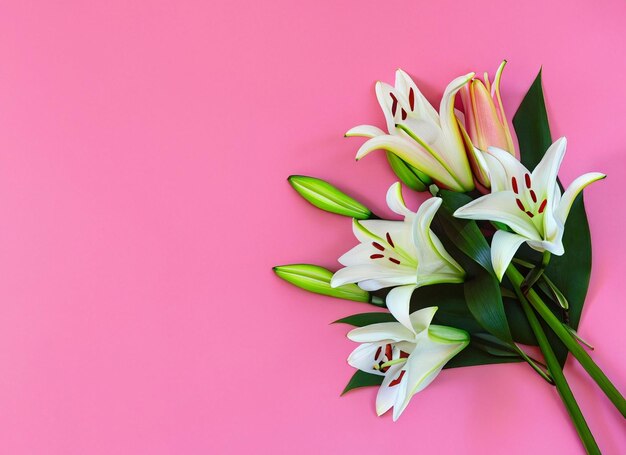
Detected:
left=508, top=264, right=626, bottom=418
left=509, top=272, right=600, bottom=454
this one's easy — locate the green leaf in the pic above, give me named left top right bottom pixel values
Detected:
left=444, top=344, right=522, bottom=369
left=513, top=68, right=593, bottom=366
left=273, top=264, right=370, bottom=303
left=288, top=175, right=372, bottom=219
left=334, top=312, right=396, bottom=327
left=437, top=191, right=494, bottom=274
left=512, top=68, right=552, bottom=170
left=465, top=271, right=513, bottom=343
left=385, top=152, right=429, bottom=192
left=433, top=193, right=514, bottom=344
left=341, top=370, right=383, bottom=395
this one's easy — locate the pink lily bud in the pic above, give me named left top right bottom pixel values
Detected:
left=459, top=61, right=516, bottom=188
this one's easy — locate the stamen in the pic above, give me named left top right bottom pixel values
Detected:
left=385, top=345, right=392, bottom=360
left=511, top=177, right=519, bottom=194
left=370, top=254, right=384, bottom=259
left=526, top=211, right=534, bottom=218
left=401, top=109, right=407, bottom=120
left=389, top=370, right=406, bottom=387
left=375, top=347, right=382, bottom=359
left=529, top=189, right=537, bottom=203
left=389, top=258, right=401, bottom=265
left=386, top=233, right=395, bottom=247
left=538, top=199, right=547, bottom=213
left=372, top=242, right=385, bottom=251
left=516, top=199, right=525, bottom=212
left=525, top=173, right=532, bottom=188
left=408, top=87, right=415, bottom=110
left=390, top=93, right=398, bottom=116
left=400, top=351, right=409, bottom=359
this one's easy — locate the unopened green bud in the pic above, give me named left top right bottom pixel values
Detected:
left=273, top=264, right=370, bottom=303
left=288, top=175, right=372, bottom=219
left=386, top=152, right=432, bottom=192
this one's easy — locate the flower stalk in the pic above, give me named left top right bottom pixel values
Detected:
left=510, top=278, right=600, bottom=455
left=507, top=264, right=626, bottom=418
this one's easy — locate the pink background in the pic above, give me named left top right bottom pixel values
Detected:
left=0, top=1, right=624, bottom=453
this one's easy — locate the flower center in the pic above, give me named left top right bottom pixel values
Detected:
left=369, top=232, right=404, bottom=265
left=511, top=174, right=547, bottom=218
left=372, top=344, right=409, bottom=376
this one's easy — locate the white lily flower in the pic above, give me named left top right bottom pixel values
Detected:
left=347, top=306, right=469, bottom=421
left=346, top=69, right=476, bottom=192
left=454, top=137, right=606, bottom=280
left=331, top=183, right=465, bottom=322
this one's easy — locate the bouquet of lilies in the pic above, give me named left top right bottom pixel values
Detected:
left=273, top=62, right=624, bottom=453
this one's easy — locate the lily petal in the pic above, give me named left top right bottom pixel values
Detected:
left=353, top=219, right=416, bottom=265
left=330, top=264, right=416, bottom=290
left=355, top=135, right=461, bottom=191
left=392, top=327, right=468, bottom=421
left=376, top=363, right=406, bottom=417
left=394, top=69, right=439, bottom=124
left=347, top=322, right=415, bottom=344
left=347, top=343, right=387, bottom=376
left=490, top=230, right=529, bottom=281
left=556, top=172, right=606, bottom=225
left=413, top=198, right=465, bottom=283
left=409, top=306, right=438, bottom=335
left=531, top=137, right=567, bottom=200
left=385, top=285, right=418, bottom=332
left=386, top=182, right=414, bottom=218
left=345, top=125, right=386, bottom=138
left=491, top=60, right=515, bottom=154
left=438, top=72, right=476, bottom=190
left=454, top=191, right=541, bottom=240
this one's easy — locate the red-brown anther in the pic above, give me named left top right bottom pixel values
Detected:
left=401, top=109, right=407, bottom=121
left=385, top=344, right=392, bottom=360
left=399, top=351, right=409, bottom=359
left=529, top=189, right=538, bottom=203
left=538, top=199, right=548, bottom=214
left=372, top=242, right=385, bottom=251
left=511, top=177, right=519, bottom=194
left=525, top=173, right=532, bottom=188
left=526, top=211, right=534, bottom=218
left=390, top=93, right=398, bottom=116
left=389, top=370, right=406, bottom=387
left=409, top=87, right=415, bottom=110
left=516, top=198, right=526, bottom=212
left=375, top=347, right=382, bottom=359
left=370, top=254, right=384, bottom=259
left=389, top=258, right=401, bottom=265
left=386, top=233, right=395, bottom=248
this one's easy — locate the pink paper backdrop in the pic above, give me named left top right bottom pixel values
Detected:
left=0, top=1, right=624, bottom=453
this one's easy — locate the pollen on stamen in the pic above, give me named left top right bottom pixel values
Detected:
left=386, top=232, right=395, bottom=247
left=409, top=87, right=415, bottom=110
left=511, top=177, right=519, bottom=194
left=370, top=254, right=384, bottom=259
left=525, top=173, right=532, bottom=188
left=401, top=109, right=407, bottom=121
left=538, top=199, right=548, bottom=213
left=390, top=93, right=398, bottom=116
left=516, top=198, right=526, bottom=212
left=529, top=189, right=537, bottom=203
left=526, top=211, right=534, bottom=218
left=372, top=242, right=385, bottom=251
left=389, top=258, right=401, bottom=265
left=389, top=370, right=406, bottom=387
